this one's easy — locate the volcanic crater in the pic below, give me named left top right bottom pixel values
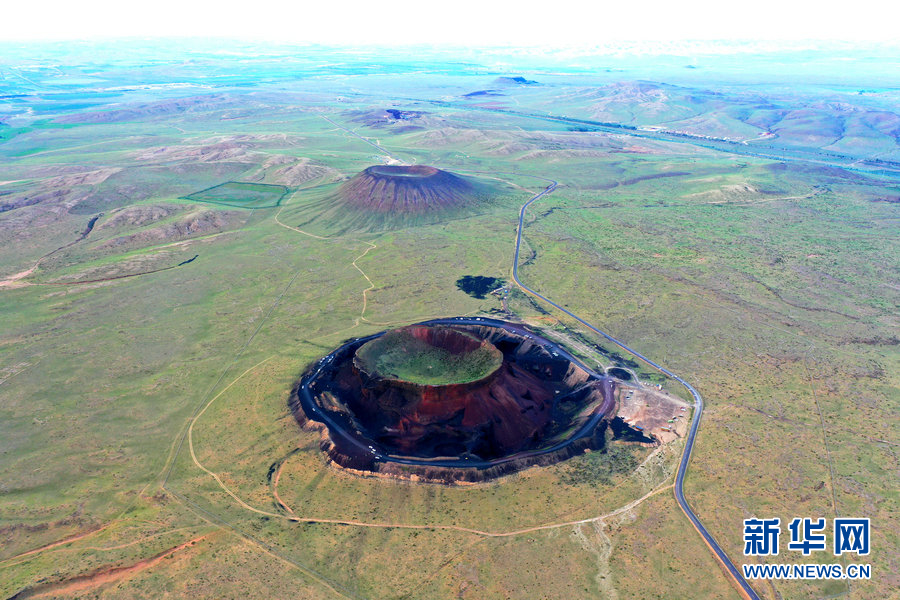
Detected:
left=291, top=319, right=625, bottom=483
left=338, top=165, right=480, bottom=214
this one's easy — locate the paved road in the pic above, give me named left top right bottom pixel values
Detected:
left=319, top=115, right=402, bottom=162
left=296, top=316, right=615, bottom=470
left=512, top=180, right=760, bottom=600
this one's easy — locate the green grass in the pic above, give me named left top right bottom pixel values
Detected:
left=557, top=439, right=642, bottom=488
left=2, top=63, right=897, bottom=600
left=181, top=181, right=291, bottom=209
left=356, top=327, right=502, bottom=385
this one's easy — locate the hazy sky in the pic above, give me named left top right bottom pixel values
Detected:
left=5, top=0, right=898, bottom=45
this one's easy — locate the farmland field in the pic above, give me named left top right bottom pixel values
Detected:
left=182, top=182, right=292, bottom=209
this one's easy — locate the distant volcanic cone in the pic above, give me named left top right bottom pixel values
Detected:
left=338, top=165, right=477, bottom=214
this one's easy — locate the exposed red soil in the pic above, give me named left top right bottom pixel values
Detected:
left=356, top=360, right=557, bottom=456
left=349, top=326, right=560, bottom=456
left=616, top=384, right=690, bottom=444
left=2, top=523, right=112, bottom=563
left=318, top=324, right=599, bottom=462
left=8, top=536, right=207, bottom=599
left=406, top=324, right=487, bottom=354
left=338, top=165, right=477, bottom=213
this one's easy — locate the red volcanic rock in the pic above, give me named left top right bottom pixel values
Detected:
left=352, top=326, right=547, bottom=456
left=367, top=363, right=556, bottom=456
left=338, top=165, right=476, bottom=213
left=293, top=321, right=618, bottom=484
left=404, top=324, right=486, bottom=356
left=331, top=323, right=600, bottom=460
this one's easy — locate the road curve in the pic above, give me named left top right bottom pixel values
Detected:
left=512, top=180, right=760, bottom=600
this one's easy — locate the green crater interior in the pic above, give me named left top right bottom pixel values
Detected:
left=355, top=326, right=502, bottom=386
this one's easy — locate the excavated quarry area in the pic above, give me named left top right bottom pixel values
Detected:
left=291, top=319, right=624, bottom=483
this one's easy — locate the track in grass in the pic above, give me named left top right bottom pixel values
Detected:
left=182, top=181, right=292, bottom=209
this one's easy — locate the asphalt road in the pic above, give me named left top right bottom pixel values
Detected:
left=512, top=180, right=760, bottom=600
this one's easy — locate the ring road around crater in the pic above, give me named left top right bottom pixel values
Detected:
left=290, top=317, right=625, bottom=484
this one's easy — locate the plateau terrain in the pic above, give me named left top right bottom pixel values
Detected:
left=0, top=41, right=897, bottom=600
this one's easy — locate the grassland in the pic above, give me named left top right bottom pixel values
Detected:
left=182, top=182, right=292, bottom=209
left=1, top=49, right=897, bottom=600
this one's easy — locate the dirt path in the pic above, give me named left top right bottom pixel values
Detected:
left=187, top=160, right=678, bottom=542
left=82, top=527, right=197, bottom=553
left=7, top=536, right=206, bottom=599
left=27, top=255, right=198, bottom=287
left=187, top=357, right=278, bottom=516
left=0, top=523, right=113, bottom=566
left=274, top=191, right=466, bottom=334
left=283, top=481, right=674, bottom=537
left=274, top=188, right=379, bottom=329
left=352, top=242, right=377, bottom=319
left=0, top=213, right=211, bottom=290
left=0, top=214, right=103, bottom=289
left=193, top=369, right=674, bottom=539
left=319, top=114, right=403, bottom=163
left=0, top=266, right=38, bottom=289
left=271, top=460, right=296, bottom=517
left=274, top=198, right=331, bottom=240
